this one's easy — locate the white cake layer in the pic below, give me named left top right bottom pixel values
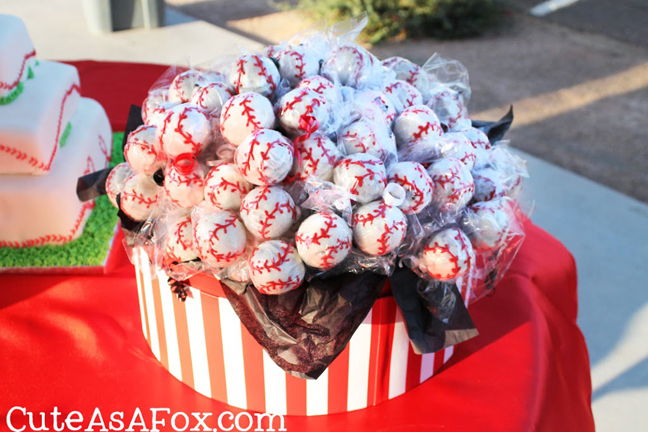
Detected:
left=0, top=14, right=36, bottom=98
left=0, top=60, right=81, bottom=175
left=0, top=98, right=112, bottom=247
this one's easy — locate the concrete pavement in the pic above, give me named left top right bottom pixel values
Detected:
left=3, top=1, right=647, bottom=429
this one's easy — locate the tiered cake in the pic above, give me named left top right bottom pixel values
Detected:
left=0, top=15, right=112, bottom=248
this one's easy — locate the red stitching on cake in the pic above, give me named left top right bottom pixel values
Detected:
left=0, top=200, right=93, bottom=248
left=0, top=50, right=36, bottom=91
left=0, top=82, right=80, bottom=172
left=250, top=55, right=277, bottom=93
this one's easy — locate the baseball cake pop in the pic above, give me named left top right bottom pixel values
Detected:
left=190, top=82, right=233, bottom=116
left=164, top=154, right=205, bottom=208
left=295, top=133, right=342, bottom=181
left=142, top=88, right=169, bottom=124
left=240, top=186, right=297, bottom=240
left=321, top=45, right=376, bottom=88
left=278, top=46, right=321, bottom=87
left=249, top=240, right=305, bottom=295
left=234, top=128, right=294, bottom=186
left=106, top=162, right=134, bottom=209
left=421, top=227, right=473, bottom=281
left=352, top=200, right=408, bottom=256
left=203, top=161, right=253, bottom=211
left=165, top=215, right=199, bottom=263
left=393, top=105, right=442, bottom=147
left=158, top=104, right=213, bottom=157
left=277, top=87, right=330, bottom=137
left=472, top=167, right=508, bottom=202
left=168, top=70, right=210, bottom=104
left=297, top=75, right=342, bottom=105
left=441, top=132, right=477, bottom=171
left=354, top=89, right=397, bottom=127
left=193, top=210, right=247, bottom=267
left=460, top=198, right=512, bottom=251
left=382, top=80, right=423, bottom=114
left=426, top=83, right=469, bottom=131
left=124, top=125, right=163, bottom=175
left=295, top=212, right=352, bottom=269
left=230, top=54, right=280, bottom=97
left=219, top=92, right=276, bottom=146
left=427, top=158, right=475, bottom=214
left=119, top=173, right=161, bottom=221
left=339, top=118, right=397, bottom=161
left=381, top=56, right=430, bottom=99
left=333, top=153, right=387, bottom=204
left=387, top=162, right=434, bottom=214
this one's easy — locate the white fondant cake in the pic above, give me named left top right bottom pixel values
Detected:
left=0, top=98, right=111, bottom=247
left=0, top=15, right=114, bottom=251
left=0, top=60, right=80, bottom=175
left=0, top=14, right=36, bottom=99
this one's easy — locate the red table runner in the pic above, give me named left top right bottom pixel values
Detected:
left=0, top=61, right=594, bottom=432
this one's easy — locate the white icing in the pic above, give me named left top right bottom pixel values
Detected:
left=0, top=15, right=36, bottom=98
left=0, top=60, right=81, bottom=174
left=0, top=98, right=112, bottom=246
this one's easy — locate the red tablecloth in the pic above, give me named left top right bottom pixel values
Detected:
left=0, top=61, right=594, bottom=432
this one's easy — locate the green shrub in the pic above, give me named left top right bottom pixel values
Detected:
left=285, top=0, right=509, bottom=43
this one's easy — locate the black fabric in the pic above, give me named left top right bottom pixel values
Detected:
left=220, top=271, right=387, bottom=379
left=389, top=266, right=478, bottom=354
left=472, top=106, right=514, bottom=144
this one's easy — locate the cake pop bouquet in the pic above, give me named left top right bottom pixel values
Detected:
left=79, top=15, right=528, bottom=378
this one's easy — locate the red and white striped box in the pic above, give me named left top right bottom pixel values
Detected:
left=134, top=249, right=466, bottom=416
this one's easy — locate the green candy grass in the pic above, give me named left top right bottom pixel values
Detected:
left=27, top=66, right=35, bottom=79
left=0, top=132, right=125, bottom=270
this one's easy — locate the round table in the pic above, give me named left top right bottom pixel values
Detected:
left=0, top=61, right=594, bottom=432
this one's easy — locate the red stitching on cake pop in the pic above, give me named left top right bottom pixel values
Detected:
left=301, top=77, right=330, bottom=96
left=257, top=276, right=301, bottom=293
left=254, top=55, right=277, bottom=92
left=171, top=71, right=198, bottom=103
left=352, top=201, right=389, bottom=227
left=173, top=106, right=209, bottom=154
left=207, top=212, right=239, bottom=242
left=391, top=171, right=426, bottom=213
left=0, top=49, right=36, bottom=91
left=295, top=213, right=351, bottom=268
left=258, top=199, right=295, bottom=239
left=121, top=188, right=157, bottom=209
left=250, top=242, right=292, bottom=274
left=287, top=50, right=306, bottom=80
left=338, top=157, right=385, bottom=196
left=376, top=219, right=406, bottom=255
left=241, top=186, right=271, bottom=213
left=297, top=135, right=336, bottom=179
left=175, top=218, right=193, bottom=252
left=425, top=242, right=460, bottom=280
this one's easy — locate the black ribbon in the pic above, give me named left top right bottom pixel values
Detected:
left=472, top=105, right=514, bottom=144
left=220, top=271, right=387, bottom=379
left=389, top=266, right=478, bottom=354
